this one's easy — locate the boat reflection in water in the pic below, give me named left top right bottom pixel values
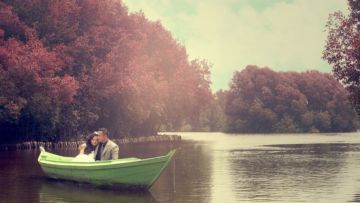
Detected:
left=39, top=178, right=158, bottom=203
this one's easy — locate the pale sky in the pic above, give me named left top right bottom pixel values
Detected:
left=122, top=0, right=348, bottom=91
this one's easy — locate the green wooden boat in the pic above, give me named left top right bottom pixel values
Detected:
left=38, top=146, right=176, bottom=189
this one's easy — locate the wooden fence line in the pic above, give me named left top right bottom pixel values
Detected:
left=0, top=134, right=181, bottom=151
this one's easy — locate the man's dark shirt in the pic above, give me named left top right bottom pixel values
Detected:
left=95, top=141, right=108, bottom=161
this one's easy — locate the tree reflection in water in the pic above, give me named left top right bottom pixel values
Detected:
left=353, top=193, right=360, bottom=202
left=150, top=140, right=213, bottom=203
left=228, top=143, right=360, bottom=202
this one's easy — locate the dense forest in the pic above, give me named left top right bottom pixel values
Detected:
left=223, top=66, right=358, bottom=133
left=0, top=0, right=359, bottom=142
left=0, top=0, right=212, bottom=142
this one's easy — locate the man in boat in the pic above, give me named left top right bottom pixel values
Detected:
left=94, top=128, right=119, bottom=160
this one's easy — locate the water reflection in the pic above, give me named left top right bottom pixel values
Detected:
left=151, top=141, right=213, bottom=203
left=353, top=194, right=360, bottom=202
left=39, top=179, right=157, bottom=203
left=229, top=143, right=360, bottom=202
left=0, top=150, right=43, bottom=202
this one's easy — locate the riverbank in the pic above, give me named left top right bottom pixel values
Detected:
left=0, top=134, right=181, bottom=151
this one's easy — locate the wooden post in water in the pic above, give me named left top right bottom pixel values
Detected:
left=0, top=134, right=181, bottom=151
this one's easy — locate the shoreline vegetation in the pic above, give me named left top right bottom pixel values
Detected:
left=0, top=134, right=181, bottom=151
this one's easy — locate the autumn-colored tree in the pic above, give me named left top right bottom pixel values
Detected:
left=225, top=66, right=358, bottom=133
left=0, top=0, right=211, bottom=142
left=0, top=2, right=78, bottom=141
left=323, top=0, right=360, bottom=114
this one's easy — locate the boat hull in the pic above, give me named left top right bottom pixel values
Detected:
left=38, top=147, right=176, bottom=189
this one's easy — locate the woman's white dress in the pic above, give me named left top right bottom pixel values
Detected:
left=72, top=144, right=95, bottom=162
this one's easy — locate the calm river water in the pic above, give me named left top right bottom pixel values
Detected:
left=0, top=132, right=360, bottom=203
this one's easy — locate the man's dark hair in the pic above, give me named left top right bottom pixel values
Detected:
left=98, top=128, right=109, bottom=137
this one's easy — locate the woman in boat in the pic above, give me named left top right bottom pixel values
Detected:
left=72, top=133, right=99, bottom=162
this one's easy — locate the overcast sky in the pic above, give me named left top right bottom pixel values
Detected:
left=122, top=0, right=348, bottom=91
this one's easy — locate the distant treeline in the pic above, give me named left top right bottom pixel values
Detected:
left=187, top=66, right=359, bottom=133
left=222, top=66, right=359, bottom=133
left=0, top=0, right=211, bottom=142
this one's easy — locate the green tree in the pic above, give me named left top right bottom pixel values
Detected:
left=274, top=114, right=299, bottom=133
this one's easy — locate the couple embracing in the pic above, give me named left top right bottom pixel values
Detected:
left=73, top=128, right=119, bottom=162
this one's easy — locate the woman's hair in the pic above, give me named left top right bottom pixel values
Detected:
left=84, top=133, right=97, bottom=154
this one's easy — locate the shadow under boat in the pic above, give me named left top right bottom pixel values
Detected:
left=39, top=178, right=159, bottom=203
